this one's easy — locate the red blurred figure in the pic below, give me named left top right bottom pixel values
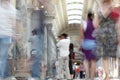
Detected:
left=72, top=52, right=75, bottom=60
left=110, top=10, right=120, bottom=21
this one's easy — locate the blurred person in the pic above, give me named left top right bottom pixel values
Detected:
left=29, top=29, right=41, bottom=79
left=75, top=65, right=80, bottom=78
left=80, top=12, right=97, bottom=80
left=54, top=58, right=59, bottom=78
left=79, top=63, right=85, bottom=79
left=52, top=60, right=56, bottom=78
left=97, top=67, right=104, bottom=80
left=73, top=63, right=76, bottom=79
left=56, top=33, right=71, bottom=79
left=40, top=61, right=47, bottom=80
left=72, top=52, right=75, bottom=60
left=93, top=0, right=120, bottom=79
left=69, top=43, right=74, bottom=79
left=0, top=0, right=18, bottom=79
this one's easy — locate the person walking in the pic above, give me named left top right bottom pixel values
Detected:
left=93, top=0, right=120, bottom=79
left=69, top=43, right=74, bottom=79
left=80, top=12, right=97, bottom=80
left=0, top=0, right=18, bottom=79
left=79, top=63, right=85, bottom=79
left=29, top=29, right=41, bottom=79
left=56, top=33, right=71, bottom=79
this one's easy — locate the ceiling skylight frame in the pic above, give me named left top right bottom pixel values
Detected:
left=66, top=0, right=84, bottom=24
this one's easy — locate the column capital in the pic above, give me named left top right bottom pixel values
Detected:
left=46, top=23, right=52, bottom=31
left=44, top=12, right=55, bottom=24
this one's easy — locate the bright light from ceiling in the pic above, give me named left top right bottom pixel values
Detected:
left=68, top=15, right=82, bottom=20
left=66, top=0, right=84, bottom=4
left=66, top=0, right=84, bottom=24
left=67, top=10, right=82, bottom=15
left=66, top=4, right=83, bottom=10
left=68, top=20, right=81, bottom=24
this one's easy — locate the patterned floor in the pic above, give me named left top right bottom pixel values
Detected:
left=3, top=76, right=120, bottom=80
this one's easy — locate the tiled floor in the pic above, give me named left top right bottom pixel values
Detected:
left=51, top=78, right=120, bottom=80
left=3, top=76, right=120, bottom=80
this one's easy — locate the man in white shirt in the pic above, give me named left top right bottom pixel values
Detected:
left=56, top=33, right=71, bottom=79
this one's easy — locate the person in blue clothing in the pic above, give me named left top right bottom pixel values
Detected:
left=0, top=0, right=18, bottom=79
left=29, top=29, right=41, bottom=79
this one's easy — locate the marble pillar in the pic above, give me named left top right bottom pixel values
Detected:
left=14, top=0, right=30, bottom=77
left=44, top=14, right=57, bottom=78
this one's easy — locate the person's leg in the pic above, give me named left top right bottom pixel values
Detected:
left=80, top=71, right=83, bottom=78
left=0, top=39, right=3, bottom=78
left=71, top=74, right=73, bottom=79
left=81, top=71, right=84, bottom=78
left=52, top=64, right=56, bottom=78
left=4, top=59, right=11, bottom=77
left=83, top=59, right=89, bottom=79
left=31, top=51, right=41, bottom=78
left=103, top=57, right=110, bottom=80
left=64, top=57, right=71, bottom=79
left=59, top=58, right=64, bottom=79
left=56, top=59, right=61, bottom=79
left=69, top=59, right=73, bottom=79
left=90, top=59, right=96, bottom=80
left=0, top=37, right=11, bottom=78
left=73, top=70, right=75, bottom=79
left=111, top=57, right=117, bottom=78
left=31, top=59, right=40, bottom=78
left=80, top=71, right=81, bottom=78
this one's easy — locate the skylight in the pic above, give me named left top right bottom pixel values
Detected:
left=66, top=0, right=84, bottom=24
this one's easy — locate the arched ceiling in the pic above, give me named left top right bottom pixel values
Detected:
left=50, top=0, right=95, bottom=47
left=28, top=0, right=120, bottom=61
left=33, top=0, right=95, bottom=39
left=39, top=0, right=120, bottom=49
left=51, top=0, right=120, bottom=43
left=27, top=0, right=120, bottom=41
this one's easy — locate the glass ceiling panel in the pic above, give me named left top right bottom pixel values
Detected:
left=66, top=4, right=83, bottom=10
left=67, top=10, right=82, bottom=15
left=66, top=0, right=84, bottom=4
left=68, top=20, right=81, bottom=24
left=66, top=0, right=84, bottom=24
left=68, top=15, right=82, bottom=20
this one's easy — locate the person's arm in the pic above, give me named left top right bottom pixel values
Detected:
left=93, top=12, right=99, bottom=29
left=56, top=40, right=62, bottom=48
left=28, top=36, right=33, bottom=43
left=116, top=15, right=120, bottom=45
left=79, top=24, right=84, bottom=43
left=93, top=1, right=99, bottom=29
left=78, top=23, right=84, bottom=51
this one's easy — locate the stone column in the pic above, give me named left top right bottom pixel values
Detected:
left=15, top=0, right=30, bottom=78
left=26, top=8, right=34, bottom=59
left=44, top=14, right=57, bottom=78
left=40, top=26, right=48, bottom=80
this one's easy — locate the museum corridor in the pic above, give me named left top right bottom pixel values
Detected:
left=0, top=0, right=120, bottom=80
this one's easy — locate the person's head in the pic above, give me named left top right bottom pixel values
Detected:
left=32, top=29, right=37, bottom=35
left=87, top=12, right=94, bottom=20
left=60, top=33, right=68, bottom=39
